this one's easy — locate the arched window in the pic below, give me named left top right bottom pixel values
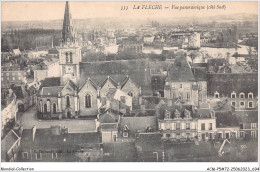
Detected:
left=85, top=93, right=91, bottom=108
left=66, top=96, right=70, bottom=108
left=53, top=103, right=57, bottom=114
left=65, top=52, right=69, bottom=63
left=128, top=91, right=133, bottom=97
left=44, top=104, right=47, bottom=113
left=70, top=52, right=73, bottom=63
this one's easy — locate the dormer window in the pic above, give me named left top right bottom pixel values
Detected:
left=146, top=126, right=152, bottom=133
left=239, top=93, right=245, bottom=99
left=184, top=109, right=191, bottom=118
left=164, top=110, right=171, bottom=120
left=248, top=92, right=253, bottom=99
left=123, top=125, right=129, bottom=138
left=175, top=109, right=181, bottom=119
left=214, top=91, right=219, bottom=98
left=231, top=92, right=236, bottom=99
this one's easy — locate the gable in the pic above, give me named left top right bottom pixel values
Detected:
left=78, top=79, right=98, bottom=95
left=61, top=81, right=77, bottom=96
left=100, top=78, right=117, bottom=91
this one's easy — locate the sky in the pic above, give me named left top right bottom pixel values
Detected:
left=1, top=1, right=258, bottom=22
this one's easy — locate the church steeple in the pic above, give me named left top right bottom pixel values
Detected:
left=62, top=1, right=76, bottom=46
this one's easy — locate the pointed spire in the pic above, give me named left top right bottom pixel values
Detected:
left=62, top=1, right=75, bottom=46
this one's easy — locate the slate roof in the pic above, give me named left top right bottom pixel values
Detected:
left=118, top=116, right=158, bottom=137
left=135, top=133, right=163, bottom=152
left=206, top=73, right=258, bottom=97
left=100, top=76, right=117, bottom=89
left=191, top=68, right=207, bottom=81
left=235, top=110, right=258, bottom=124
left=12, top=86, right=24, bottom=99
left=99, top=111, right=119, bottom=123
left=103, top=142, right=137, bottom=162
left=215, top=111, right=239, bottom=128
left=78, top=59, right=151, bottom=89
left=196, top=108, right=213, bottom=119
left=207, top=58, right=226, bottom=67
left=158, top=104, right=197, bottom=119
left=166, top=58, right=196, bottom=82
left=120, top=75, right=139, bottom=89
left=39, top=77, right=61, bottom=91
left=41, top=86, right=63, bottom=97
left=1, top=130, right=20, bottom=153
left=21, top=128, right=101, bottom=151
left=79, top=77, right=98, bottom=91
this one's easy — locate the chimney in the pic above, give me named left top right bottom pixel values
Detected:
left=18, top=126, right=23, bottom=137
left=32, top=125, right=36, bottom=142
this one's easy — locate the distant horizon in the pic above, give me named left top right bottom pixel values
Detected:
left=1, top=1, right=258, bottom=22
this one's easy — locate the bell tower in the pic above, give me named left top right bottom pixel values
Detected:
left=59, top=1, right=81, bottom=85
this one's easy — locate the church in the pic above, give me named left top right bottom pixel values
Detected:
left=36, top=2, right=149, bottom=119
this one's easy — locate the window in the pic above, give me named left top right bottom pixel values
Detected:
left=123, top=131, right=128, bottom=137
left=240, top=93, right=245, bottom=98
left=231, top=92, right=236, bottom=98
left=186, top=84, right=190, bottom=89
left=12, top=77, right=15, bottom=80
left=85, top=94, right=91, bottom=108
left=179, top=84, right=182, bottom=88
left=6, top=73, right=9, bottom=76
left=198, top=84, right=202, bottom=90
left=201, top=123, right=205, bottom=131
left=186, top=123, right=190, bottom=130
left=251, top=131, right=257, bottom=138
left=66, top=96, right=70, bottom=108
left=44, top=104, right=47, bottom=113
left=52, top=153, right=58, bottom=159
left=128, top=92, right=133, bottom=97
left=18, top=73, right=21, bottom=76
left=120, top=96, right=126, bottom=103
left=199, top=93, right=202, bottom=101
left=251, top=123, right=257, bottom=129
left=171, top=84, right=176, bottom=89
left=240, top=124, right=243, bottom=129
left=172, top=93, right=175, bottom=99
left=166, top=133, right=170, bottom=138
left=22, top=152, right=28, bottom=160
left=166, top=123, right=170, bottom=130
left=176, top=123, right=180, bottom=130
left=35, top=152, right=42, bottom=160
left=239, top=101, right=245, bottom=108
left=248, top=101, right=253, bottom=108
left=186, top=93, right=190, bottom=100
left=209, top=123, right=213, bottom=130
left=153, top=152, right=158, bottom=162
left=113, top=135, right=117, bottom=142
left=214, top=92, right=219, bottom=98
left=65, top=52, right=69, bottom=63
left=176, top=133, right=181, bottom=139
left=231, top=101, right=236, bottom=107
left=70, top=52, right=73, bottom=63
left=12, top=72, right=15, bottom=76
left=248, top=93, right=253, bottom=99
left=240, top=132, right=244, bottom=138
left=186, top=133, right=190, bottom=139
left=52, top=103, right=57, bottom=114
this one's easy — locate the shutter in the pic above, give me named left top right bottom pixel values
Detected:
left=47, top=101, right=50, bottom=112
left=190, top=122, right=194, bottom=130
left=171, top=123, right=175, bottom=130
left=181, top=123, right=185, bottom=130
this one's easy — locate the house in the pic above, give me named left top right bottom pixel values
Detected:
left=164, top=57, right=207, bottom=106
left=1, top=130, right=21, bottom=162
left=11, top=85, right=30, bottom=112
left=98, top=110, right=120, bottom=143
left=117, top=116, right=158, bottom=142
left=158, top=105, right=197, bottom=142
left=207, top=73, right=258, bottom=110
left=18, top=125, right=103, bottom=162
left=215, top=111, right=239, bottom=140
left=235, top=110, right=258, bottom=139
left=197, top=108, right=217, bottom=141
left=135, top=133, right=164, bottom=162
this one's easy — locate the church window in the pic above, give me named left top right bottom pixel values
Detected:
left=70, top=52, right=73, bottom=63
left=85, top=93, right=91, bottom=108
left=66, top=96, right=70, bottom=108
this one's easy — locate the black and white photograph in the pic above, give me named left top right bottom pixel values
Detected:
left=1, top=0, right=259, bottom=171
